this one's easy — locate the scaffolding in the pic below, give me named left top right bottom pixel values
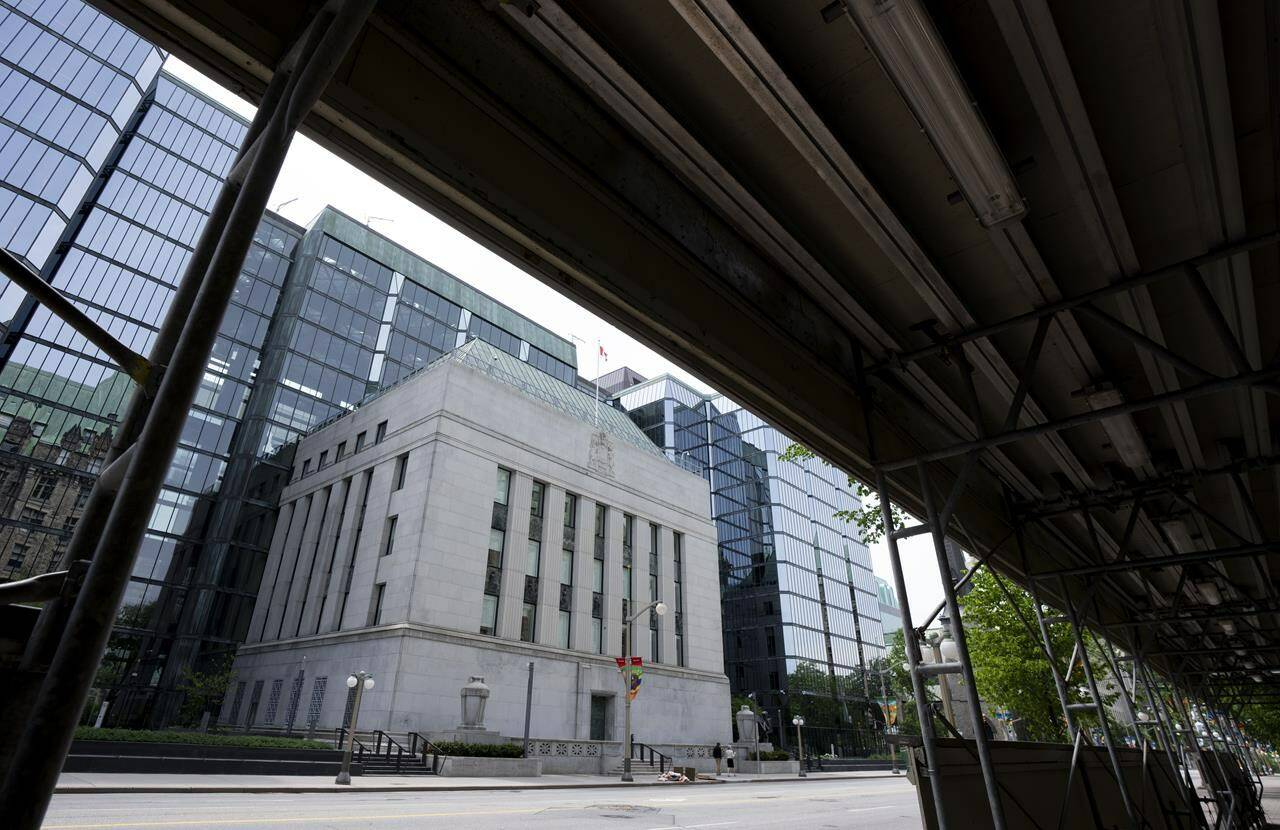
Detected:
left=865, top=232, right=1279, bottom=829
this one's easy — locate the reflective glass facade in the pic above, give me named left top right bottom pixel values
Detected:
left=617, top=375, right=885, bottom=754
left=0, top=1, right=581, bottom=728
left=0, top=0, right=163, bottom=321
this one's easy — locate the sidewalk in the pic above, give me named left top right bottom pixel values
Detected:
left=54, top=769, right=904, bottom=794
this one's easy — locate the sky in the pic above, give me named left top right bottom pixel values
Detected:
left=163, top=57, right=947, bottom=619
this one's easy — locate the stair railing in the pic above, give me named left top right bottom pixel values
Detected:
left=629, top=738, right=672, bottom=774
left=407, top=731, right=447, bottom=774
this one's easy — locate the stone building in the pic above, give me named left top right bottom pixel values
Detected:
left=224, top=340, right=730, bottom=757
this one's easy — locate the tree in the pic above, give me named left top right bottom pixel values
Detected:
left=175, top=656, right=237, bottom=727
left=958, top=569, right=1071, bottom=741
left=958, top=569, right=1119, bottom=742
left=778, top=444, right=909, bottom=544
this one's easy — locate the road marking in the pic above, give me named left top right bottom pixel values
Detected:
left=643, top=822, right=737, bottom=830
left=848, top=806, right=894, bottom=813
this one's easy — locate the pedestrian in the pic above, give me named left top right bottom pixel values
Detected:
left=725, top=745, right=735, bottom=776
left=712, top=741, right=723, bottom=775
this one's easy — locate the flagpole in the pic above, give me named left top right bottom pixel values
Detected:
left=594, top=340, right=601, bottom=429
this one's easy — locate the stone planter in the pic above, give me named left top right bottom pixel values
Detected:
left=437, top=756, right=543, bottom=777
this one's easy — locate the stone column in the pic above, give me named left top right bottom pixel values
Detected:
left=658, top=526, right=678, bottom=665
left=280, top=485, right=332, bottom=638
left=298, top=476, right=352, bottom=635
left=536, top=485, right=566, bottom=645
left=318, top=472, right=368, bottom=633
left=261, top=492, right=314, bottom=640
left=497, top=470, right=533, bottom=639
left=247, top=499, right=295, bottom=643
left=570, top=497, right=597, bottom=653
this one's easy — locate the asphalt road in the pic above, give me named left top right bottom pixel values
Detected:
left=42, top=778, right=922, bottom=830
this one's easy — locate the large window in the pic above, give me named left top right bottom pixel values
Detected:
left=558, top=493, right=577, bottom=649
left=520, top=480, right=544, bottom=643
left=481, top=467, right=510, bottom=636
left=674, top=532, right=685, bottom=666
left=649, top=522, right=660, bottom=662
left=592, top=502, right=606, bottom=654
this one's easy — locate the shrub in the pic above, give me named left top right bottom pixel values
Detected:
left=73, top=727, right=329, bottom=751
left=429, top=741, right=523, bottom=758
left=748, top=749, right=793, bottom=762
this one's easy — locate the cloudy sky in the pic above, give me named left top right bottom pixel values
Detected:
left=163, top=57, right=948, bottom=620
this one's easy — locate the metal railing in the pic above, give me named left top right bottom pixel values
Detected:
left=630, top=738, right=671, bottom=774
left=407, top=732, right=446, bottom=774
left=371, top=730, right=411, bottom=773
left=334, top=727, right=370, bottom=767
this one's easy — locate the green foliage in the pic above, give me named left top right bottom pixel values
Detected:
left=958, top=570, right=1070, bottom=741
left=749, top=750, right=793, bottom=761
left=778, top=444, right=909, bottom=544
left=73, top=727, right=329, bottom=750
left=430, top=741, right=524, bottom=758
left=958, top=569, right=1118, bottom=741
left=174, top=656, right=237, bottom=727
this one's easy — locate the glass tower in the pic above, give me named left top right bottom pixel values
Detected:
left=614, top=373, right=885, bottom=754
left=0, top=0, right=580, bottom=727
left=0, top=0, right=162, bottom=312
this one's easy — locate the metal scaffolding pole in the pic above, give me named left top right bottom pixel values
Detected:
left=916, top=461, right=1008, bottom=830
left=1058, top=577, right=1139, bottom=826
left=0, top=2, right=376, bottom=826
left=875, top=470, right=952, bottom=830
left=1133, top=656, right=1208, bottom=828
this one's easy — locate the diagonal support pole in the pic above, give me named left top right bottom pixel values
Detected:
left=0, top=3, right=377, bottom=826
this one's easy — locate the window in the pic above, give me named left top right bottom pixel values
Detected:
left=354, top=431, right=367, bottom=452
left=482, top=467, right=511, bottom=636
left=32, top=475, right=57, bottom=501
left=7, top=543, right=29, bottom=570
left=649, top=523, right=660, bottom=663
left=336, top=441, right=347, bottom=460
left=674, top=532, right=685, bottom=666
left=375, top=420, right=388, bottom=443
left=592, top=502, right=606, bottom=654
left=371, top=583, right=386, bottom=625
left=521, top=481, right=545, bottom=643
left=559, top=492, right=576, bottom=650
left=301, top=458, right=312, bottom=477
left=382, top=516, right=398, bottom=557
left=392, top=453, right=409, bottom=491
left=20, top=507, right=46, bottom=525
left=318, top=450, right=328, bottom=468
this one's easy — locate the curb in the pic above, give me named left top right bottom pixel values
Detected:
left=53, top=772, right=906, bottom=795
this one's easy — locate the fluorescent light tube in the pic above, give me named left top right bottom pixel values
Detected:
left=846, top=0, right=1027, bottom=227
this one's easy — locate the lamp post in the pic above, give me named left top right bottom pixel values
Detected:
left=621, top=599, right=667, bottom=782
left=335, top=671, right=374, bottom=785
left=792, top=715, right=806, bottom=777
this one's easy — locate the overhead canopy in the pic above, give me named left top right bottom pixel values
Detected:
left=90, top=0, right=1278, bottom=695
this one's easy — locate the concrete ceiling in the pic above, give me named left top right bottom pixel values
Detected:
left=90, top=0, right=1278, bottom=695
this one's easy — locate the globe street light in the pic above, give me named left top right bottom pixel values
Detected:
left=621, top=599, right=667, bottom=782
left=335, top=671, right=375, bottom=785
left=792, top=715, right=807, bottom=777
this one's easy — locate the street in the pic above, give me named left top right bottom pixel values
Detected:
left=42, top=778, right=921, bottom=829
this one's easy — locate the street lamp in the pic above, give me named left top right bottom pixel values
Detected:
left=335, top=671, right=375, bottom=785
left=792, top=715, right=806, bottom=777
left=621, top=599, right=667, bottom=782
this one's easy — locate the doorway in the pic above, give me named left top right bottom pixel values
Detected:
left=589, top=694, right=612, bottom=741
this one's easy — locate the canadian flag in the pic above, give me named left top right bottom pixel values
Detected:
left=599, top=344, right=608, bottom=361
